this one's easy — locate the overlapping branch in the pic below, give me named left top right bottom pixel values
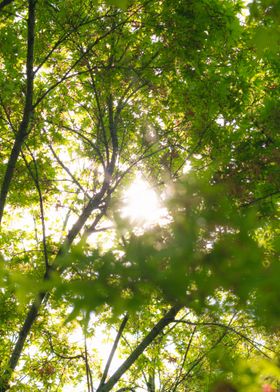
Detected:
left=96, top=305, right=182, bottom=392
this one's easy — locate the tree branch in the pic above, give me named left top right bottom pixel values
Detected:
left=174, top=319, right=271, bottom=358
left=98, top=314, right=129, bottom=388
left=21, top=149, right=50, bottom=271
left=84, top=334, right=94, bottom=392
left=44, top=120, right=106, bottom=170
left=45, top=331, right=83, bottom=360
left=85, top=60, right=109, bottom=165
left=33, top=17, right=131, bottom=110
left=170, top=326, right=197, bottom=392
left=47, top=139, right=91, bottom=200
left=96, top=305, right=182, bottom=392
left=240, top=190, right=280, bottom=207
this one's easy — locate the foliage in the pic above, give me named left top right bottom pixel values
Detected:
left=0, top=0, right=279, bottom=391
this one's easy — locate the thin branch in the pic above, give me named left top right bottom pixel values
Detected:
left=33, top=16, right=132, bottom=110
left=107, top=94, right=118, bottom=174
left=34, top=31, right=73, bottom=75
left=0, top=95, right=16, bottom=132
left=173, top=320, right=271, bottom=358
left=21, top=149, right=49, bottom=271
left=173, top=122, right=212, bottom=178
left=115, top=80, right=150, bottom=128
left=98, top=314, right=129, bottom=388
left=115, top=50, right=160, bottom=122
left=85, top=60, right=109, bottom=165
left=45, top=331, right=83, bottom=360
left=171, top=326, right=197, bottom=392
left=35, top=16, right=94, bottom=74
left=173, top=328, right=228, bottom=390
left=109, top=144, right=169, bottom=196
left=34, top=9, right=117, bottom=75
left=162, top=313, right=238, bottom=391
left=47, top=139, right=91, bottom=199
left=84, top=334, right=93, bottom=392
left=240, top=190, right=280, bottom=207
left=44, top=119, right=105, bottom=170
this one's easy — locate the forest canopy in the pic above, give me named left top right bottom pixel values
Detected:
left=0, top=0, right=279, bottom=391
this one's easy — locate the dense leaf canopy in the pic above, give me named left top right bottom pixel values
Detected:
left=0, top=0, right=279, bottom=391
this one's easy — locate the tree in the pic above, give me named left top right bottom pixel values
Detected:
left=0, top=0, right=279, bottom=391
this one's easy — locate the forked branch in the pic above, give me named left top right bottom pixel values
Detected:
left=96, top=305, right=182, bottom=392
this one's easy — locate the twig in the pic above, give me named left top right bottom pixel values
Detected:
left=45, top=331, right=83, bottom=360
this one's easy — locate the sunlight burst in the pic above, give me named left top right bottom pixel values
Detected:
left=122, top=175, right=168, bottom=228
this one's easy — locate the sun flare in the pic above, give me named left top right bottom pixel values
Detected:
left=121, top=175, right=168, bottom=228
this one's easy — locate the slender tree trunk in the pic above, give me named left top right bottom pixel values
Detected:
left=0, top=151, right=115, bottom=389
left=0, top=0, right=35, bottom=225
left=0, top=293, right=45, bottom=392
left=8, top=294, right=45, bottom=372
left=98, top=314, right=129, bottom=389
